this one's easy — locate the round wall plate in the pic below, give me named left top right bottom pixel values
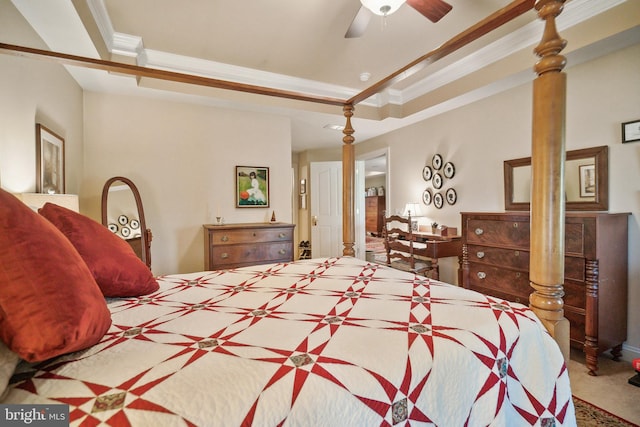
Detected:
left=422, top=165, right=432, bottom=181
left=433, top=192, right=444, bottom=209
left=443, top=162, right=455, bottom=179
left=108, top=223, right=118, bottom=233
left=432, top=154, right=443, bottom=170
left=446, top=188, right=457, bottom=205
left=118, top=214, right=129, bottom=225
left=432, top=173, right=443, bottom=189
left=422, top=188, right=432, bottom=205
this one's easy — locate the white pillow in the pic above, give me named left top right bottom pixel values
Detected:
left=0, top=340, right=19, bottom=398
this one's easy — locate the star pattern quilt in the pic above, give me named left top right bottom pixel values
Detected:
left=4, top=257, right=575, bottom=426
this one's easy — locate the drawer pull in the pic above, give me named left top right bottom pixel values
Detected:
left=477, top=271, right=486, bottom=280
left=474, top=228, right=484, bottom=236
left=278, top=249, right=286, bottom=255
left=515, top=297, right=521, bottom=304
left=515, top=272, right=521, bottom=278
left=476, top=251, right=485, bottom=259
left=512, top=222, right=518, bottom=228
left=220, top=253, right=228, bottom=259
left=278, top=233, right=286, bottom=238
left=514, top=250, right=520, bottom=257
left=221, top=235, right=229, bottom=242
left=253, top=232, right=256, bottom=237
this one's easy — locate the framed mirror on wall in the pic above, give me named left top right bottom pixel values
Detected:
left=504, top=145, right=609, bottom=211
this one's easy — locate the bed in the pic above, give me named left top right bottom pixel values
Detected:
left=1, top=0, right=577, bottom=425
left=1, top=254, right=574, bottom=426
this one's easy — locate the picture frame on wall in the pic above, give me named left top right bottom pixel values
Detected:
left=36, top=124, right=65, bottom=194
left=579, top=164, right=596, bottom=198
left=622, top=119, right=640, bottom=143
left=236, top=166, right=270, bottom=207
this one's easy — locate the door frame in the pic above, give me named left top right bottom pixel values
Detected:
left=356, top=147, right=390, bottom=259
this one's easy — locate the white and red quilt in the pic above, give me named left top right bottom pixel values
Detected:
left=4, top=257, right=575, bottom=426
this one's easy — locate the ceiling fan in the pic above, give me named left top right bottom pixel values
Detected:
left=345, top=0, right=453, bottom=38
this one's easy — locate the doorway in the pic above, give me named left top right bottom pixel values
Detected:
left=358, top=149, right=389, bottom=262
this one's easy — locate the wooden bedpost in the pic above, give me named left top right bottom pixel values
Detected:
left=529, top=0, right=570, bottom=360
left=342, top=104, right=356, bottom=256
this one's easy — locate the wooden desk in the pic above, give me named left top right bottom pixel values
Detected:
left=412, top=233, right=462, bottom=281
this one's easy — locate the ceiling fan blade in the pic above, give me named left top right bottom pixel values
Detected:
left=406, top=0, right=453, bottom=23
left=345, top=6, right=373, bottom=38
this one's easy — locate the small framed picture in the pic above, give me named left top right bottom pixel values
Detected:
left=579, top=164, right=596, bottom=198
left=36, top=124, right=65, bottom=194
left=236, top=166, right=270, bottom=207
left=622, top=119, right=640, bottom=143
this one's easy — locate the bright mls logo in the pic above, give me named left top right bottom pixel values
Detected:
left=1, top=405, right=68, bottom=426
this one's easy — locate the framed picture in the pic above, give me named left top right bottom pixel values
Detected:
left=579, top=164, right=596, bottom=198
left=36, top=124, right=65, bottom=194
left=236, top=166, right=269, bottom=207
left=622, top=119, right=640, bottom=143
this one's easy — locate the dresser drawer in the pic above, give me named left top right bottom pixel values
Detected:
left=210, top=241, right=292, bottom=267
left=467, top=263, right=531, bottom=302
left=468, top=244, right=585, bottom=282
left=465, top=219, right=529, bottom=248
left=466, top=244, right=529, bottom=270
left=209, top=227, right=293, bottom=245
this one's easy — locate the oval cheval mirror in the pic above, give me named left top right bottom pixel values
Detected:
left=101, top=177, right=152, bottom=269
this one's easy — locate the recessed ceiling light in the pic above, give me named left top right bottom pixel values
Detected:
left=323, top=124, right=345, bottom=131
left=360, top=72, right=371, bottom=82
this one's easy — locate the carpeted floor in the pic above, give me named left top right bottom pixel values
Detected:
left=573, top=396, right=639, bottom=426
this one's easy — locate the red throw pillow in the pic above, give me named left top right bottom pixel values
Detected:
left=39, top=202, right=159, bottom=297
left=0, top=189, right=111, bottom=362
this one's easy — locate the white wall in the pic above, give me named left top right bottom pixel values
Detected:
left=355, top=43, right=640, bottom=360
left=82, top=92, right=293, bottom=275
left=0, top=0, right=84, bottom=194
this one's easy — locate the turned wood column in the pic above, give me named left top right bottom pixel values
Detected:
left=529, top=0, right=570, bottom=360
left=342, top=104, right=355, bottom=257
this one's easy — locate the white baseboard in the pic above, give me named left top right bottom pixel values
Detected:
left=621, top=343, right=640, bottom=362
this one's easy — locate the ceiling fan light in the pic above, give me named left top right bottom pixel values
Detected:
left=360, top=0, right=406, bottom=16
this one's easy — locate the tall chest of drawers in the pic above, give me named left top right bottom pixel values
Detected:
left=365, top=195, right=385, bottom=235
left=204, top=223, right=295, bottom=270
left=461, top=212, right=629, bottom=375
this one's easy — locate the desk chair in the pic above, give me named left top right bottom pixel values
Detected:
left=383, top=213, right=433, bottom=277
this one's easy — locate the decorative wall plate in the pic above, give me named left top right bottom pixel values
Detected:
left=130, top=219, right=140, bottom=229
left=433, top=192, right=444, bottom=209
left=120, top=226, right=131, bottom=238
left=422, top=165, right=433, bottom=181
left=446, top=188, right=457, bottom=205
left=432, top=173, right=443, bottom=189
left=108, top=223, right=118, bottom=233
left=443, top=162, right=455, bottom=179
left=432, top=154, right=443, bottom=170
left=118, top=214, right=129, bottom=225
left=422, top=188, right=432, bottom=206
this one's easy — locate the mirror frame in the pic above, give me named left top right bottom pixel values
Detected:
left=504, top=145, right=609, bottom=211
left=101, top=176, right=152, bottom=268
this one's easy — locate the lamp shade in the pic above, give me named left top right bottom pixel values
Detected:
left=16, top=193, right=79, bottom=213
left=402, top=202, right=422, bottom=217
left=360, top=0, right=405, bottom=16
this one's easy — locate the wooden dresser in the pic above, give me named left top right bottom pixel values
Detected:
left=461, top=211, right=629, bottom=375
left=204, top=222, right=295, bottom=270
left=366, top=195, right=385, bottom=235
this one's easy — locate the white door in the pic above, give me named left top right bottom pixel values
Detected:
left=310, top=162, right=342, bottom=258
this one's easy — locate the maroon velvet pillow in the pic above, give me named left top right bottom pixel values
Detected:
left=0, top=189, right=111, bottom=362
left=39, top=202, right=159, bottom=297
